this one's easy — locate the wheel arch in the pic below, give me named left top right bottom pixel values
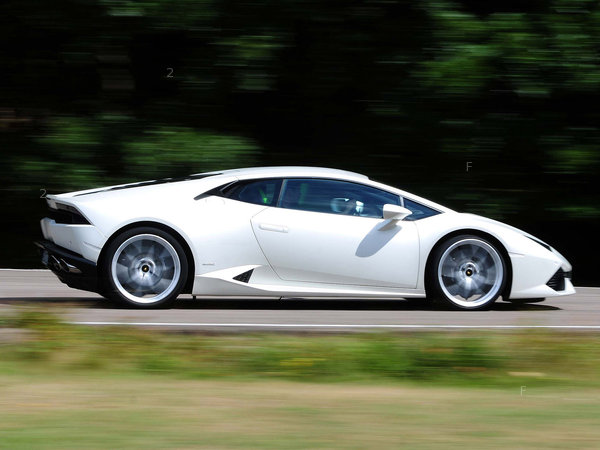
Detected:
left=424, top=228, right=512, bottom=300
left=97, top=221, right=196, bottom=294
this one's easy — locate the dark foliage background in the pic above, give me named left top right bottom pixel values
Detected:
left=1, top=0, right=598, bottom=284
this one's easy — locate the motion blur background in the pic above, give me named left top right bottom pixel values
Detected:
left=1, top=0, right=598, bottom=284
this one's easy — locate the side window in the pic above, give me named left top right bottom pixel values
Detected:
left=279, top=179, right=400, bottom=218
left=402, top=198, right=440, bottom=221
left=224, top=179, right=282, bottom=206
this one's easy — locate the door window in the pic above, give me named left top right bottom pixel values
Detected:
left=279, top=179, right=400, bottom=218
left=402, top=198, right=440, bottom=221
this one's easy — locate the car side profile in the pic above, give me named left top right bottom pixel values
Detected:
left=36, top=166, right=575, bottom=310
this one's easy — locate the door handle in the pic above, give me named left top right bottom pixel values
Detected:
left=259, top=223, right=289, bottom=233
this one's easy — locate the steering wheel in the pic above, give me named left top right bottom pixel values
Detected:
left=342, top=199, right=358, bottom=215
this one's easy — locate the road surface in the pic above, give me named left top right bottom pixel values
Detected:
left=1, top=270, right=598, bottom=332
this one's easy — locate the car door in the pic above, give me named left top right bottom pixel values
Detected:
left=251, top=178, right=419, bottom=288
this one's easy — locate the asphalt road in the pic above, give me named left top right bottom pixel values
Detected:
left=1, top=269, right=599, bottom=332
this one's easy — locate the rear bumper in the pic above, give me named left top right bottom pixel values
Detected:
left=35, top=240, right=99, bottom=293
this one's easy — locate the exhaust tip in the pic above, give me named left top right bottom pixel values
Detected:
left=59, top=258, right=82, bottom=274
left=49, top=255, right=61, bottom=271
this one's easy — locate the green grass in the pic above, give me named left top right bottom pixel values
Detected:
left=2, top=310, right=600, bottom=448
left=1, top=310, right=600, bottom=387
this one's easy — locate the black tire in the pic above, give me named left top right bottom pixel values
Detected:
left=101, top=227, right=188, bottom=308
left=507, top=298, right=546, bottom=304
left=427, top=234, right=507, bottom=311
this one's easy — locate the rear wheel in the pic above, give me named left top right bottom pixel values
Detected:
left=102, top=227, right=188, bottom=308
left=429, top=235, right=507, bottom=310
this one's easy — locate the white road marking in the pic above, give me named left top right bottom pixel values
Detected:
left=70, top=322, right=600, bottom=329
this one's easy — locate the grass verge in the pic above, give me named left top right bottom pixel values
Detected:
left=2, top=310, right=600, bottom=448
left=1, top=310, right=600, bottom=387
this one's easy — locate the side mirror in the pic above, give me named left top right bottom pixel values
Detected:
left=382, top=204, right=412, bottom=221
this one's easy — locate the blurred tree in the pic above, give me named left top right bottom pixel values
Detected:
left=0, top=0, right=598, bottom=281
left=121, top=127, right=259, bottom=177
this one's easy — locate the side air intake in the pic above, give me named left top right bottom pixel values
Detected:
left=233, top=269, right=254, bottom=283
left=546, top=268, right=565, bottom=291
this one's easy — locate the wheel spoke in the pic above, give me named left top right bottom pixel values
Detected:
left=162, top=253, right=174, bottom=267
left=479, top=281, right=493, bottom=293
left=120, top=276, right=137, bottom=291
left=441, top=274, right=455, bottom=285
left=481, top=253, right=494, bottom=268
left=463, top=277, right=475, bottom=299
left=454, top=247, right=468, bottom=261
left=115, top=262, right=129, bottom=281
left=473, top=246, right=488, bottom=262
left=469, top=277, right=481, bottom=294
left=159, top=246, right=170, bottom=260
left=458, top=284, right=469, bottom=300
left=119, top=250, right=134, bottom=266
left=132, top=239, right=143, bottom=255
left=146, top=271, right=161, bottom=284
left=148, top=242, right=159, bottom=261
left=132, top=284, right=146, bottom=296
left=465, top=244, right=479, bottom=259
left=153, top=278, right=171, bottom=294
left=441, top=259, right=456, bottom=277
left=442, top=277, right=460, bottom=295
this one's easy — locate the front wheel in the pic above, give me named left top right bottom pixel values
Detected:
left=428, top=235, right=507, bottom=310
left=102, top=227, right=188, bottom=308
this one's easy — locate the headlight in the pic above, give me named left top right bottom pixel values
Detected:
left=526, top=235, right=552, bottom=252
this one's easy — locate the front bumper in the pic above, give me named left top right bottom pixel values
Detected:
left=508, top=251, right=575, bottom=299
left=35, top=240, right=99, bottom=293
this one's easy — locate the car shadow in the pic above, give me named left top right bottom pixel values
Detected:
left=490, top=301, right=561, bottom=311
left=0, top=297, right=561, bottom=311
left=174, top=298, right=434, bottom=311
left=172, top=298, right=561, bottom=311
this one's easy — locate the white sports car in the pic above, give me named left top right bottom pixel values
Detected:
left=37, top=166, right=574, bottom=310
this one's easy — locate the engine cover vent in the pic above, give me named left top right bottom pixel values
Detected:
left=233, top=269, right=254, bottom=283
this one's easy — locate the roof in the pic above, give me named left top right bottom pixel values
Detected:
left=55, top=166, right=368, bottom=199
left=201, top=166, right=370, bottom=181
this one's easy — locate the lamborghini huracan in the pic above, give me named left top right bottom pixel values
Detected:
left=36, top=166, right=574, bottom=309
